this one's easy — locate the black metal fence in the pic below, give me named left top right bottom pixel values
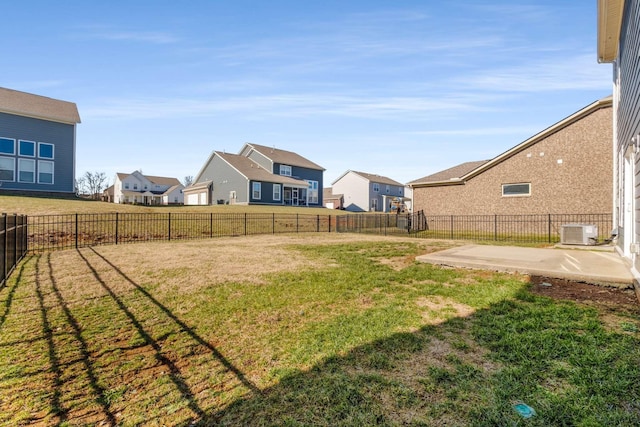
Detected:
left=336, top=212, right=613, bottom=244
left=27, top=212, right=335, bottom=252
left=1, top=214, right=28, bottom=288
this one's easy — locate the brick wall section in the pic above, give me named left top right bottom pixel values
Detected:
left=413, top=106, right=613, bottom=215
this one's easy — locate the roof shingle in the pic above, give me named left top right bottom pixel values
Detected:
left=0, top=87, right=81, bottom=124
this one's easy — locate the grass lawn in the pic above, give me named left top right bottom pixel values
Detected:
left=1, top=234, right=639, bottom=426
left=0, top=194, right=340, bottom=216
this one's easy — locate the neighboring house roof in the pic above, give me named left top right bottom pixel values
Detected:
left=103, top=185, right=114, bottom=196
left=217, top=151, right=310, bottom=187
left=408, top=160, right=489, bottom=185
left=332, top=170, right=404, bottom=186
left=410, top=96, right=613, bottom=188
left=244, top=143, right=325, bottom=171
left=323, top=188, right=343, bottom=200
left=0, top=86, right=81, bottom=124
left=163, top=184, right=182, bottom=196
left=184, top=180, right=213, bottom=192
left=116, top=172, right=181, bottom=187
left=597, top=0, right=625, bottom=62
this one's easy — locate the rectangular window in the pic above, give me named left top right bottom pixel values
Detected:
left=373, top=183, right=380, bottom=192
left=386, top=185, right=390, bottom=194
left=38, top=160, right=54, bottom=184
left=306, top=180, right=318, bottom=204
left=18, top=158, right=35, bottom=183
left=502, top=183, right=531, bottom=197
left=273, top=184, right=281, bottom=201
left=124, top=182, right=130, bottom=189
left=398, top=187, right=403, bottom=195
left=0, top=138, right=15, bottom=155
left=19, top=140, right=35, bottom=157
left=38, top=142, right=54, bottom=159
left=252, top=182, right=262, bottom=199
left=371, top=198, right=378, bottom=210
left=0, top=156, right=15, bottom=181
left=279, top=165, right=292, bottom=176
left=133, top=183, right=138, bottom=190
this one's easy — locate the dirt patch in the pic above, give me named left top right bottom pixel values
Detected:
left=529, top=276, right=640, bottom=314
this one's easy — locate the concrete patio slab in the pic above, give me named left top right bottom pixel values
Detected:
left=416, top=244, right=635, bottom=288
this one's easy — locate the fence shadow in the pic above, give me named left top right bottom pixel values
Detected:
left=85, top=247, right=261, bottom=396
left=0, top=259, right=27, bottom=331
left=34, top=253, right=119, bottom=425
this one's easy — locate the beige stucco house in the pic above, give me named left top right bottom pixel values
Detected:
left=409, top=96, right=613, bottom=216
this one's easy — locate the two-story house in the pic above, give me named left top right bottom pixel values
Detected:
left=0, top=87, right=81, bottom=195
left=110, top=171, right=184, bottom=205
left=331, top=170, right=406, bottom=212
left=184, top=143, right=324, bottom=206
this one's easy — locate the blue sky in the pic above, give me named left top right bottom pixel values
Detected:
left=2, top=1, right=611, bottom=186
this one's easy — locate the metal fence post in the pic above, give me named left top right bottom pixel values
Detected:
left=244, top=213, right=247, bottom=235
left=272, top=213, right=275, bottom=234
left=494, top=214, right=498, bottom=241
left=3, top=214, right=7, bottom=283
left=316, top=215, right=320, bottom=232
left=168, top=213, right=172, bottom=241
left=450, top=215, right=454, bottom=240
left=210, top=213, right=213, bottom=238
left=12, top=214, right=17, bottom=269
left=548, top=213, right=552, bottom=244
left=115, top=212, right=119, bottom=245
left=75, top=213, right=79, bottom=249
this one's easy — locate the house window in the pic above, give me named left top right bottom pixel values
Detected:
left=133, top=183, right=138, bottom=190
left=398, top=187, right=403, bottom=195
left=19, top=140, right=35, bottom=157
left=371, top=198, right=378, bottom=210
left=0, top=138, right=15, bottom=155
left=0, top=157, right=15, bottom=181
left=124, top=182, right=130, bottom=189
left=273, top=184, right=281, bottom=201
left=502, top=183, right=531, bottom=197
left=386, top=185, right=390, bottom=194
left=38, top=143, right=54, bottom=159
left=373, top=183, right=380, bottom=192
left=252, top=182, right=262, bottom=199
left=306, top=180, right=318, bottom=204
left=38, top=161, right=54, bottom=184
left=18, top=158, right=35, bottom=183
left=279, top=165, right=292, bottom=176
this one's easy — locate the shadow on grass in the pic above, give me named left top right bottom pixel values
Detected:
left=0, top=259, right=26, bottom=330
left=84, top=247, right=261, bottom=396
left=188, top=286, right=640, bottom=426
left=36, top=252, right=118, bottom=425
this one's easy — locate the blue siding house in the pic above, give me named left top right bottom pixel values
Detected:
left=184, top=143, right=324, bottom=206
left=0, top=87, right=81, bottom=194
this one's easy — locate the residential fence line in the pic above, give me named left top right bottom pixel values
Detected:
left=27, top=212, right=335, bottom=252
left=0, top=211, right=615, bottom=286
left=1, top=214, right=28, bottom=288
left=336, top=212, right=614, bottom=244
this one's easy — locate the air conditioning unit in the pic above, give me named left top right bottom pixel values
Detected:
left=560, top=224, right=598, bottom=245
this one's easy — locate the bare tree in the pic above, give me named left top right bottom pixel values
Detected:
left=184, top=175, right=194, bottom=187
left=80, top=171, right=108, bottom=199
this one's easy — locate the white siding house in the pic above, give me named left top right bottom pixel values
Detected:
left=112, top=171, right=184, bottom=205
left=331, top=170, right=407, bottom=212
